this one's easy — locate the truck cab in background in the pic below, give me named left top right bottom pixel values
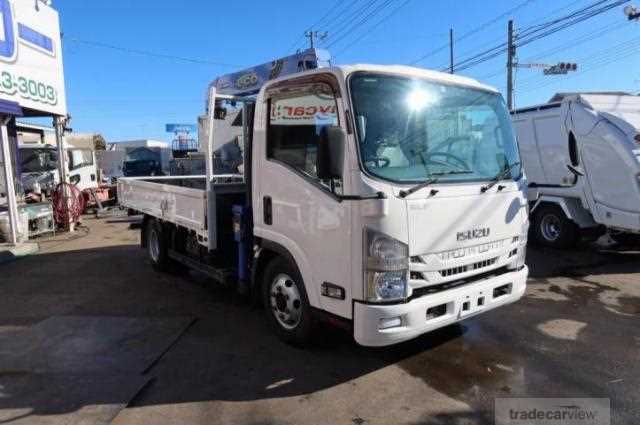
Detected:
left=18, top=144, right=98, bottom=197
left=119, top=50, right=529, bottom=347
left=512, top=92, right=640, bottom=247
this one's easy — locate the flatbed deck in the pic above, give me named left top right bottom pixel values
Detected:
left=117, top=175, right=244, bottom=245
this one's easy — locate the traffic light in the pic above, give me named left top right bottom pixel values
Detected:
left=543, top=63, right=578, bottom=75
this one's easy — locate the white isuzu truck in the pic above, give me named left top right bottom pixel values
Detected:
left=512, top=92, right=640, bottom=248
left=118, top=49, right=529, bottom=346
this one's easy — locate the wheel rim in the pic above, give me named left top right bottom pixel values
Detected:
left=149, top=228, right=160, bottom=262
left=540, top=214, right=561, bottom=241
left=269, top=273, right=302, bottom=330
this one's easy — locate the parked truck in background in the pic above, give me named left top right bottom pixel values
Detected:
left=118, top=49, right=530, bottom=347
left=16, top=144, right=98, bottom=197
left=512, top=92, right=640, bottom=248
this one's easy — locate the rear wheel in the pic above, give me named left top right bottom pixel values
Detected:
left=146, top=219, right=171, bottom=271
left=262, top=256, right=313, bottom=345
left=533, top=204, right=579, bottom=248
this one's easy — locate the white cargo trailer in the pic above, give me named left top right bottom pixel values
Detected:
left=118, top=49, right=530, bottom=347
left=512, top=92, right=640, bottom=247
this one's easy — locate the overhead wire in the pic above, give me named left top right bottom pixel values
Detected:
left=333, top=0, right=413, bottom=56
left=408, top=0, right=534, bottom=66
left=442, top=0, right=629, bottom=73
left=66, top=37, right=242, bottom=68
left=285, top=0, right=346, bottom=53
left=517, top=35, right=640, bottom=93
left=326, top=0, right=398, bottom=49
left=476, top=17, right=623, bottom=81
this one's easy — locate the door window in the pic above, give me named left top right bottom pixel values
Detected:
left=68, top=149, right=94, bottom=171
left=266, top=84, right=339, bottom=180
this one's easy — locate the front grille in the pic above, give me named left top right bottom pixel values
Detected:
left=410, top=266, right=510, bottom=300
left=439, top=257, right=498, bottom=277
left=440, top=265, right=468, bottom=277
left=472, top=257, right=498, bottom=270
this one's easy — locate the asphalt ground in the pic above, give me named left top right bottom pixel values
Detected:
left=0, top=215, right=638, bottom=425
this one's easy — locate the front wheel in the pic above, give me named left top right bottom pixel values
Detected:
left=533, top=204, right=579, bottom=248
left=262, top=257, right=314, bottom=345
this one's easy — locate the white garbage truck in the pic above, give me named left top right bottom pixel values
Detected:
left=512, top=92, right=640, bottom=247
left=118, top=49, right=529, bottom=347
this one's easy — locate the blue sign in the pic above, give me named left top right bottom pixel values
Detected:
left=166, top=124, right=197, bottom=133
left=0, top=0, right=17, bottom=61
left=0, top=0, right=55, bottom=60
left=210, top=48, right=331, bottom=97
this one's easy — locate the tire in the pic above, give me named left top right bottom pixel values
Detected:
left=533, top=204, right=579, bottom=248
left=262, top=256, right=314, bottom=346
left=146, top=218, right=171, bottom=272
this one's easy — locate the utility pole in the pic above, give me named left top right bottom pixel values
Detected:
left=304, top=31, right=327, bottom=49
left=449, top=28, right=454, bottom=74
left=506, top=20, right=515, bottom=111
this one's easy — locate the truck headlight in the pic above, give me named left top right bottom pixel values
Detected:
left=364, top=228, right=409, bottom=302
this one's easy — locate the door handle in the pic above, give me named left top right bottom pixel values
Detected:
left=263, top=196, right=272, bottom=225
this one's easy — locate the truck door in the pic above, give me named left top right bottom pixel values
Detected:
left=254, top=74, right=352, bottom=318
left=67, top=149, right=98, bottom=191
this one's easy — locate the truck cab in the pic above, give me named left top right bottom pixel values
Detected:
left=250, top=65, right=528, bottom=346
left=119, top=50, right=529, bottom=347
left=18, top=144, right=98, bottom=197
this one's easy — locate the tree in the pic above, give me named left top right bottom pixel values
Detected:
left=92, top=134, right=106, bottom=151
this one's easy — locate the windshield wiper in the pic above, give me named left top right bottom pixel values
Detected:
left=480, top=162, right=521, bottom=193
left=399, top=176, right=439, bottom=198
left=398, top=170, right=472, bottom=198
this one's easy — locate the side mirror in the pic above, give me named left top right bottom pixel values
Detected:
left=317, top=126, right=345, bottom=180
left=567, top=164, right=584, bottom=177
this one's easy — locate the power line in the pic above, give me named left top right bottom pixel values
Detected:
left=517, top=46, right=640, bottom=94
left=444, top=0, right=629, bottom=73
left=319, top=0, right=382, bottom=46
left=333, top=0, right=413, bottom=56
left=517, top=35, right=640, bottom=92
left=66, top=37, right=242, bottom=68
left=408, top=0, right=534, bottom=66
left=286, top=0, right=350, bottom=52
left=516, top=0, right=628, bottom=48
left=326, top=0, right=397, bottom=49
left=434, top=0, right=591, bottom=69
left=476, top=17, right=623, bottom=81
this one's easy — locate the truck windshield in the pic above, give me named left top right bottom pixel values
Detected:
left=20, top=148, right=58, bottom=173
left=350, top=73, right=521, bottom=183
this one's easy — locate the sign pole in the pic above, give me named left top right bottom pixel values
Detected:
left=54, top=115, right=73, bottom=232
left=0, top=116, right=18, bottom=244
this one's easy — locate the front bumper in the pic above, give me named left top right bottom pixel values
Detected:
left=353, top=266, right=528, bottom=347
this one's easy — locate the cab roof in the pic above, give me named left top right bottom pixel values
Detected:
left=336, top=64, right=499, bottom=93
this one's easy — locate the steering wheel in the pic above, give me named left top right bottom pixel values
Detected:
left=424, top=151, right=470, bottom=171
left=432, top=135, right=473, bottom=153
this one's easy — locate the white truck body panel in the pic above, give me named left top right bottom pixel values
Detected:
left=513, top=93, right=640, bottom=232
left=118, top=176, right=208, bottom=236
